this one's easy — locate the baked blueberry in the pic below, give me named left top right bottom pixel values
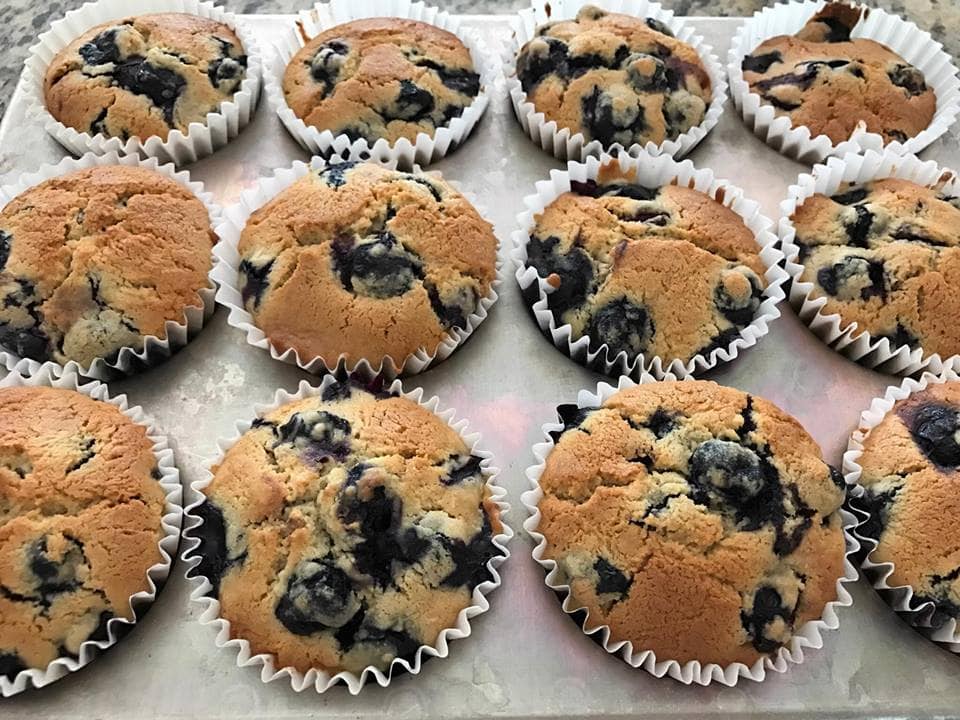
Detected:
left=906, top=403, right=960, bottom=468
left=189, top=384, right=505, bottom=674
left=45, top=14, right=249, bottom=141
left=283, top=18, right=481, bottom=145
left=816, top=256, right=885, bottom=301
left=586, top=297, right=655, bottom=359
left=536, top=380, right=845, bottom=666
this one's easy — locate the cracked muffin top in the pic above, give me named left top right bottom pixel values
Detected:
left=237, top=161, right=497, bottom=368
left=741, top=2, right=936, bottom=145
left=523, top=165, right=767, bottom=366
left=535, top=380, right=846, bottom=666
left=854, top=381, right=960, bottom=630
left=0, top=386, right=166, bottom=680
left=790, top=176, right=960, bottom=357
left=282, top=17, right=481, bottom=145
left=0, top=165, right=215, bottom=367
left=515, top=5, right=712, bottom=148
left=188, top=378, right=504, bottom=675
left=44, top=13, right=248, bottom=142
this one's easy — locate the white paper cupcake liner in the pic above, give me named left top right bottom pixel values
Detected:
left=0, top=364, right=183, bottom=697
left=521, top=374, right=859, bottom=686
left=262, top=0, right=497, bottom=170
left=842, top=365, right=960, bottom=653
left=778, top=148, right=958, bottom=376
left=214, top=155, right=502, bottom=379
left=728, top=0, right=960, bottom=164
left=510, top=150, right=787, bottom=380
left=22, top=0, right=263, bottom=166
left=180, top=372, right=513, bottom=694
left=0, top=151, right=224, bottom=381
left=503, top=0, right=727, bottom=162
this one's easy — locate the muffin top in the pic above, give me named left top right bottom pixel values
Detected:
left=536, top=380, right=846, bottom=666
left=0, top=165, right=215, bottom=367
left=44, top=13, right=248, bottom=142
left=0, top=386, right=166, bottom=678
left=515, top=5, right=712, bottom=148
left=855, top=381, right=960, bottom=629
left=791, top=177, right=960, bottom=356
left=190, top=379, right=504, bottom=675
left=282, top=18, right=481, bottom=145
left=523, top=166, right=766, bottom=365
left=237, top=161, right=497, bottom=368
left=741, top=2, right=936, bottom=145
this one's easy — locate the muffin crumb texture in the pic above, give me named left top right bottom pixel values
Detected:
left=524, top=164, right=766, bottom=366
left=44, top=13, right=248, bottom=142
left=237, top=161, right=496, bottom=368
left=190, top=379, right=504, bottom=675
left=0, top=386, right=166, bottom=678
left=515, top=5, right=712, bottom=148
left=536, top=380, right=846, bottom=666
left=283, top=18, right=480, bottom=145
left=0, top=165, right=215, bottom=366
left=791, top=176, right=960, bottom=357
left=855, top=382, right=960, bottom=628
left=741, top=2, right=936, bottom=144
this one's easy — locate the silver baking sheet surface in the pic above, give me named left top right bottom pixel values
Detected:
left=2, top=14, right=959, bottom=720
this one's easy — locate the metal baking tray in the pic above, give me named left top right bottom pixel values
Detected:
left=2, top=14, right=959, bottom=720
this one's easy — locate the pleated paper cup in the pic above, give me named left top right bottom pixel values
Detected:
left=778, top=148, right=958, bottom=376
left=0, top=151, right=223, bottom=381
left=214, top=155, right=502, bottom=379
left=0, top=364, right=182, bottom=697
left=521, top=374, right=860, bottom=686
left=180, top=372, right=512, bottom=694
left=503, top=0, right=727, bottom=162
left=22, top=0, right=263, bottom=166
left=842, top=365, right=960, bottom=653
left=511, top=150, right=787, bottom=380
left=263, top=0, right=497, bottom=169
left=728, top=0, right=960, bottom=164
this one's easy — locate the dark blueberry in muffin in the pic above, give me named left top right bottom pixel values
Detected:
left=549, top=404, right=597, bottom=443
left=594, top=556, right=631, bottom=598
left=238, top=258, right=274, bottom=309
left=741, top=585, right=795, bottom=653
left=207, top=38, right=247, bottom=92
left=28, top=536, right=85, bottom=602
left=844, top=205, right=874, bottom=247
left=689, top=439, right=765, bottom=502
left=569, top=179, right=658, bottom=201
left=439, top=514, right=497, bottom=589
left=644, top=17, right=674, bottom=37
left=385, top=80, right=436, bottom=123
left=0, top=652, right=27, bottom=681
left=581, top=85, right=646, bottom=146
left=318, top=161, right=357, bottom=188
left=274, top=410, right=353, bottom=464
left=275, top=559, right=361, bottom=634
left=411, top=58, right=481, bottom=96
left=828, top=465, right=846, bottom=490
left=908, top=403, right=960, bottom=468
left=113, top=57, right=187, bottom=126
left=441, top=454, right=484, bottom=486
left=308, top=40, right=349, bottom=97
left=816, top=256, right=885, bottom=301
left=817, top=15, right=854, bottom=43
left=887, top=63, right=928, bottom=97
left=79, top=29, right=121, bottom=66
left=715, top=269, right=763, bottom=326
left=831, top=186, right=869, bottom=206
left=331, top=231, right=423, bottom=299
left=646, top=408, right=677, bottom=439
left=525, top=235, right=597, bottom=319
left=425, top=281, right=475, bottom=331
left=586, top=297, right=655, bottom=358
left=188, top=500, right=237, bottom=597
left=741, top=51, right=782, bottom=74
left=0, top=229, right=10, bottom=271
left=517, top=37, right=570, bottom=93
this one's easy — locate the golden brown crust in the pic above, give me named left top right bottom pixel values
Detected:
left=791, top=177, right=960, bottom=356
left=0, top=387, right=165, bottom=672
left=283, top=18, right=480, bottom=144
left=537, top=380, right=846, bottom=666
left=742, top=3, right=935, bottom=144
left=515, top=5, right=711, bottom=147
left=197, top=380, right=502, bottom=674
left=0, top=165, right=215, bottom=366
left=237, top=161, right=497, bottom=366
left=44, top=13, right=247, bottom=142
left=856, top=382, right=960, bottom=622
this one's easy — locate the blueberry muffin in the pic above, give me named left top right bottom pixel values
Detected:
left=741, top=2, right=936, bottom=145
left=283, top=18, right=481, bottom=145
left=44, top=13, right=248, bottom=142
left=0, top=165, right=215, bottom=366
left=854, top=382, right=960, bottom=629
left=514, top=5, right=712, bottom=148
left=523, top=165, right=767, bottom=365
left=535, top=380, right=846, bottom=666
left=790, top=177, right=960, bottom=356
left=0, top=386, right=167, bottom=680
left=188, top=378, right=504, bottom=675
left=238, top=161, right=497, bottom=368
